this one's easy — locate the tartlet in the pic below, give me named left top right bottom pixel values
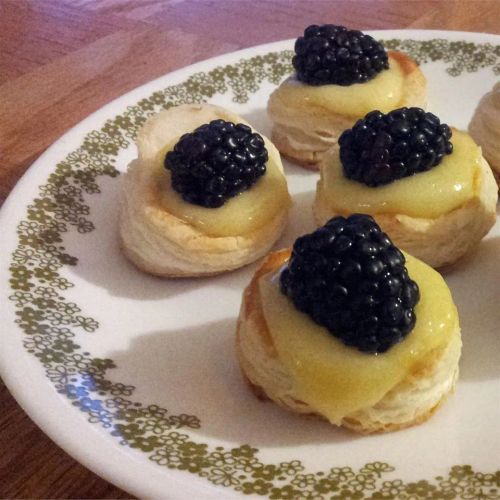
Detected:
left=469, top=81, right=500, bottom=187
left=268, top=25, right=427, bottom=170
left=236, top=216, right=461, bottom=433
left=313, top=108, right=498, bottom=268
left=119, top=103, right=291, bottom=277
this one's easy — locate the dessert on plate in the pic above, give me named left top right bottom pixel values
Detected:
left=314, top=107, right=498, bottom=268
left=236, top=215, right=461, bottom=433
left=469, top=81, right=500, bottom=187
left=268, top=24, right=427, bottom=169
left=120, top=103, right=291, bottom=277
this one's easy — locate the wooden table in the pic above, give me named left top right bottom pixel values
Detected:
left=0, top=1, right=498, bottom=497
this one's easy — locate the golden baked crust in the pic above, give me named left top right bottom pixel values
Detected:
left=267, top=51, right=427, bottom=170
left=313, top=143, right=498, bottom=269
left=119, top=104, right=290, bottom=277
left=236, top=250, right=461, bottom=434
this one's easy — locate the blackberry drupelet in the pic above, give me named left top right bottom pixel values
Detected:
left=280, top=214, right=420, bottom=354
left=292, top=24, right=389, bottom=86
left=339, top=107, right=453, bottom=186
left=165, top=120, right=268, bottom=208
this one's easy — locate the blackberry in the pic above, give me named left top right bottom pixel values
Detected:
left=339, top=107, right=453, bottom=186
left=292, top=24, right=389, bottom=86
left=165, top=120, right=268, bottom=208
left=280, top=215, right=420, bottom=354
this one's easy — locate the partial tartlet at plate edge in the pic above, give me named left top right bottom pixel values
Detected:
left=469, top=81, right=500, bottom=188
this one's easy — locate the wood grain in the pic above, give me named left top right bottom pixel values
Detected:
left=0, top=0, right=498, bottom=497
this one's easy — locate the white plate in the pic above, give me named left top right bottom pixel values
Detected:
left=1, top=30, right=499, bottom=499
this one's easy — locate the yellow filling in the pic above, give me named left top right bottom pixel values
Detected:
left=274, top=55, right=404, bottom=117
left=259, top=253, right=459, bottom=425
left=154, top=141, right=290, bottom=237
left=319, top=130, right=481, bottom=219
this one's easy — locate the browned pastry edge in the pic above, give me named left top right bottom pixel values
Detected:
left=493, top=168, right=500, bottom=188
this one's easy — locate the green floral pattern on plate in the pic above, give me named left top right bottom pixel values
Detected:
left=384, top=39, right=500, bottom=76
left=7, top=39, right=500, bottom=498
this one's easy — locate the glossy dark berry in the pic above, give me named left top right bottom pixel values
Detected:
left=280, top=215, right=420, bottom=354
left=292, top=24, right=389, bottom=86
left=164, top=120, right=268, bottom=208
left=339, top=107, right=453, bottom=187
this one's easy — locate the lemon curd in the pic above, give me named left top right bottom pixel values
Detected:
left=319, top=130, right=481, bottom=219
left=258, top=253, right=459, bottom=425
left=154, top=140, right=290, bottom=237
left=274, top=55, right=404, bottom=117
